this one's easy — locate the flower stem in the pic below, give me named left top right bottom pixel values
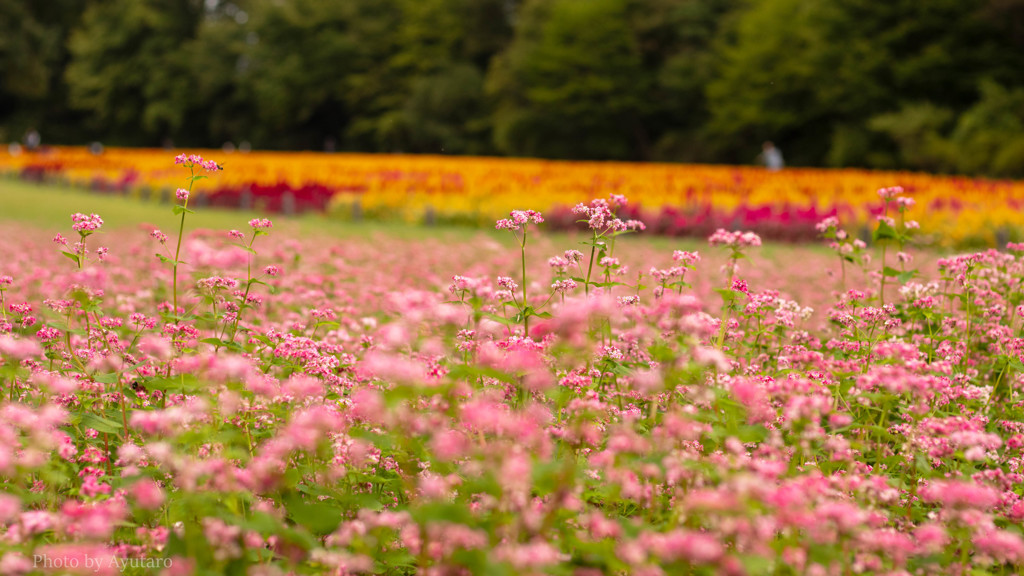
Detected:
left=521, top=230, right=529, bottom=338
left=171, top=166, right=195, bottom=325
left=584, top=236, right=597, bottom=297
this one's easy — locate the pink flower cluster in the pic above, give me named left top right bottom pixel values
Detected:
left=571, top=196, right=646, bottom=232
left=174, top=153, right=221, bottom=172
left=70, top=213, right=103, bottom=233
left=707, top=228, right=762, bottom=247
left=877, top=185, right=905, bottom=200
left=495, top=209, right=544, bottom=231
left=1, top=178, right=1024, bottom=574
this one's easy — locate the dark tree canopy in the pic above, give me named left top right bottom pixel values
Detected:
left=3, top=0, right=1024, bottom=175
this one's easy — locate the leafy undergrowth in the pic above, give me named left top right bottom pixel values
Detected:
left=0, top=159, right=1020, bottom=576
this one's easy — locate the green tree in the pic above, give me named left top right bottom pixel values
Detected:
left=182, top=1, right=260, bottom=146
left=707, top=0, right=1024, bottom=166
left=868, top=103, right=954, bottom=172
left=244, top=0, right=355, bottom=149
left=380, top=0, right=511, bottom=154
left=65, top=0, right=203, bottom=145
left=0, top=0, right=88, bottom=143
left=488, top=0, right=648, bottom=160
left=628, top=0, right=739, bottom=162
left=947, top=80, right=1024, bottom=177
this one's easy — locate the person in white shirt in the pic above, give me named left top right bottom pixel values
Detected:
left=760, top=141, right=784, bottom=171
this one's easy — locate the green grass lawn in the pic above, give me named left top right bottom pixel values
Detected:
left=0, top=176, right=490, bottom=242
left=0, top=175, right=822, bottom=260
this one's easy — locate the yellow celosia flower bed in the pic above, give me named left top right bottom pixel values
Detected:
left=3, top=146, right=1022, bottom=245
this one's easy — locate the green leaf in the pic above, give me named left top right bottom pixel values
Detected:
left=92, top=372, right=119, bottom=384
left=872, top=220, right=899, bottom=242
left=155, top=254, right=183, bottom=266
left=482, top=312, right=515, bottom=327
left=78, top=412, right=123, bottom=434
left=737, top=424, right=769, bottom=443
left=412, top=501, right=472, bottom=525
left=447, top=364, right=517, bottom=385
left=714, top=287, right=739, bottom=304
left=61, top=251, right=81, bottom=265
left=230, top=511, right=282, bottom=535
left=897, top=270, right=918, bottom=284
left=284, top=494, right=343, bottom=535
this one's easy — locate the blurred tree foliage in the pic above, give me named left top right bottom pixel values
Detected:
left=3, top=0, right=1024, bottom=175
left=488, top=0, right=647, bottom=159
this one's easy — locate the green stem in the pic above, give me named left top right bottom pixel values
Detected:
left=716, top=305, right=731, bottom=350
left=224, top=234, right=258, bottom=347
left=879, top=243, right=887, bottom=307
left=963, top=287, right=972, bottom=373
left=521, top=230, right=529, bottom=338
left=171, top=166, right=195, bottom=325
left=584, top=232, right=597, bottom=296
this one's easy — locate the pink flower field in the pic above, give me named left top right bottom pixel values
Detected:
left=1, top=158, right=1023, bottom=575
